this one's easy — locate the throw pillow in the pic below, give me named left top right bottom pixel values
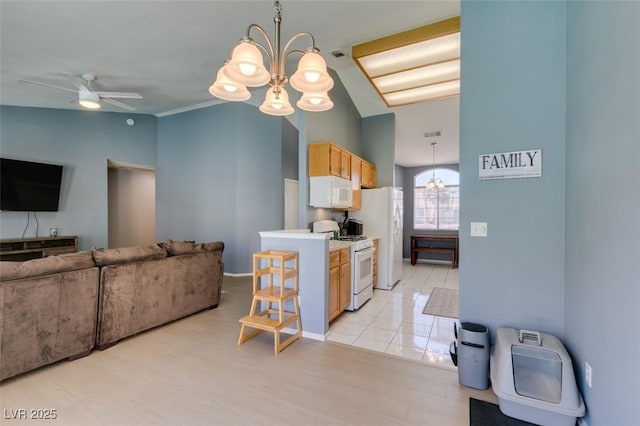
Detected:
left=92, top=244, right=167, bottom=266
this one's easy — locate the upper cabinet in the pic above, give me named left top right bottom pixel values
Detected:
left=309, top=141, right=377, bottom=210
left=340, top=150, right=351, bottom=180
left=309, top=142, right=350, bottom=179
left=361, top=160, right=377, bottom=188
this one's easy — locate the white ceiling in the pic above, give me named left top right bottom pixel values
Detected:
left=0, top=0, right=460, bottom=167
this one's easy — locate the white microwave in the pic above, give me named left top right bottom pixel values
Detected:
left=309, top=176, right=353, bottom=209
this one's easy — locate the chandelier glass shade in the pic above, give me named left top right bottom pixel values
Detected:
left=259, top=86, right=295, bottom=116
left=296, top=90, right=334, bottom=112
left=208, top=65, right=251, bottom=101
left=426, top=142, right=445, bottom=189
left=426, top=174, right=445, bottom=189
left=209, top=1, right=334, bottom=116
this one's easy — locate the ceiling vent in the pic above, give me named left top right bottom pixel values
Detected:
left=424, top=131, right=442, bottom=138
left=329, top=50, right=347, bottom=58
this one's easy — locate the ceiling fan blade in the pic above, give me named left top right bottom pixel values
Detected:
left=95, top=91, right=142, bottom=99
left=19, top=79, right=77, bottom=94
left=102, top=97, right=136, bottom=111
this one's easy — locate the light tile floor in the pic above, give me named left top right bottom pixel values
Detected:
left=326, top=260, right=460, bottom=370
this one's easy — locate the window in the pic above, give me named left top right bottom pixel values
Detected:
left=414, top=169, right=459, bottom=230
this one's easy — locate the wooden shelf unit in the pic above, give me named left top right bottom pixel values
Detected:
left=238, top=250, right=302, bottom=355
left=0, top=236, right=78, bottom=261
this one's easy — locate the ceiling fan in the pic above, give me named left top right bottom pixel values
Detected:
left=19, top=73, right=142, bottom=111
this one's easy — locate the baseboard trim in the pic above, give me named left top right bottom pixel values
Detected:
left=281, top=327, right=325, bottom=342
left=414, top=259, right=452, bottom=266
left=223, top=272, right=252, bottom=277
left=302, top=331, right=325, bottom=341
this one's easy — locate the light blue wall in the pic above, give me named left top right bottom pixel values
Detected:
left=0, top=106, right=157, bottom=249
left=301, top=69, right=364, bottom=227
left=361, top=113, right=396, bottom=187
left=305, top=70, right=361, bottom=155
left=459, top=1, right=567, bottom=337
left=281, top=118, right=299, bottom=182
left=564, top=2, right=640, bottom=425
left=157, top=103, right=283, bottom=274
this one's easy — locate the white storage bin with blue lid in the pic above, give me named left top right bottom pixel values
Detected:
left=490, top=327, right=585, bottom=426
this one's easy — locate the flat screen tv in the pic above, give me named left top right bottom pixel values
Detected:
left=1, top=158, right=63, bottom=211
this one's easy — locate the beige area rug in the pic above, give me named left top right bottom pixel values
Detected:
left=422, top=287, right=459, bottom=319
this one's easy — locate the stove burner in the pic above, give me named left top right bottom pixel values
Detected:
left=337, top=235, right=367, bottom=242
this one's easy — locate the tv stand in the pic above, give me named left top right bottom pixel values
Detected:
left=0, top=236, right=78, bottom=261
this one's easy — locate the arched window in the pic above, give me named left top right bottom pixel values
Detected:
left=414, top=169, right=460, bottom=230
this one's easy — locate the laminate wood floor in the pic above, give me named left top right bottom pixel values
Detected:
left=0, top=276, right=497, bottom=425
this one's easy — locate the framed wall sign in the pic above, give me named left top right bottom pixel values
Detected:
left=478, top=149, right=542, bottom=180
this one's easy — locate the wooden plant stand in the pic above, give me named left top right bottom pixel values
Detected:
left=238, top=250, right=302, bottom=355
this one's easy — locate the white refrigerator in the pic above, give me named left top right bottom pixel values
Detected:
left=357, top=187, right=403, bottom=290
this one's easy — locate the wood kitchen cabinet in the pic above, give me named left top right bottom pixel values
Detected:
left=309, top=142, right=350, bottom=179
left=309, top=141, right=377, bottom=211
left=340, top=150, right=351, bottom=180
left=361, top=160, right=377, bottom=188
left=329, top=247, right=351, bottom=322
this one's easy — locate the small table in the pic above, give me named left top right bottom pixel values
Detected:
left=411, top=234, right=459, bottom=268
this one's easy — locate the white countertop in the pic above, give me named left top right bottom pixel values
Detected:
left=259, top=229, right=330, bottom=239
left=259, top=230, right=380, bottom=248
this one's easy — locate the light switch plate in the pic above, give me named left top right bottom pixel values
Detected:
left=470, top=222, right=488, bottom=237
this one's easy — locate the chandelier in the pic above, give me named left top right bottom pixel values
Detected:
left=426, top=142, right=445, bottom=189
left=208, top=1, right=334, bottom=116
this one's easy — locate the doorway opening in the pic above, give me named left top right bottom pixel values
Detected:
left=107, top=160, right=156, bottom=248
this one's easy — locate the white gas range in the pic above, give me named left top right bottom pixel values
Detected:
left=313, top=220, right=374, bottom=311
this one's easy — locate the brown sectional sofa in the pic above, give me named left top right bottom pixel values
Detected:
left=0, top=251, right=99, bottom=381
left=0, top=239, right=224, bottom=381
left=94, top=241, right=224, bottom=349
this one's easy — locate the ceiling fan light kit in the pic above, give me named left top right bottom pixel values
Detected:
left=209, top=0, right=334, bottom=116
left=78, top=89, right=101, bottom=109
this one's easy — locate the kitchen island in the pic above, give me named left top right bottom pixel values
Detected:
left=258, top=229, right=333, bottom=340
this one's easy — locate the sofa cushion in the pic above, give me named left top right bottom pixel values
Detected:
left=160, top=239, right=206, bottom=256
left=0, top=251, right=96, bottom=281
left=92, top=245, right=167, bottom=266
left=201, top=241, right=224, bottom=252
left=160, top=239, right=225, bottom=256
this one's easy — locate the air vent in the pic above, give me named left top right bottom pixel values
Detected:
left=330, top=49, right=346, bottom=58
left=424, top=131, right=442, bottom=138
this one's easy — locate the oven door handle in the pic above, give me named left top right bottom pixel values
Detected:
left=355, top=247, right=375, bottom=255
